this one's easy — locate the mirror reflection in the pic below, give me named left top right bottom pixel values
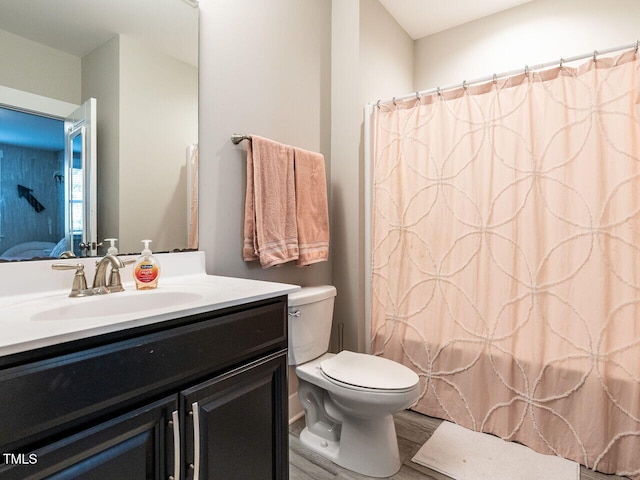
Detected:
left=0, top=0, right=199, bottom=260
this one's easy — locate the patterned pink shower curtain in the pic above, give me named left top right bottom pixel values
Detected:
left=370, top=49, right=640, bottom=478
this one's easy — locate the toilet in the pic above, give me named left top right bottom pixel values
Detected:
left=288, top=285, right=420, bottom=478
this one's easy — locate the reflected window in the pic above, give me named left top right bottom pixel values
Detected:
left=71, top=168, right=83, bottom=233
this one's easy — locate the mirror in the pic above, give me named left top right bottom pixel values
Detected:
left=0, top=0, right=199, bottom=260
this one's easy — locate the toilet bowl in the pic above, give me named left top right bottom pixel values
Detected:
left=288, top=286, right=420, bottom=477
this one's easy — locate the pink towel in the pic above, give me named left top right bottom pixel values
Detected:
left=243, top=136, right=299, bottom=267
left=294, top=147, right=330, bottom=266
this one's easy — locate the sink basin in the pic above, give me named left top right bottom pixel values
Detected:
left=31, top=291, right=204, bottom=322
left=0, top=251, right=301, bottom=358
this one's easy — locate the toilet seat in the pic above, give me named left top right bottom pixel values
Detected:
left=320, top=351, right=419, bottom=392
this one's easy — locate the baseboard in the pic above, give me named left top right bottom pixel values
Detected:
left=288, top=391, right=304, bottom=425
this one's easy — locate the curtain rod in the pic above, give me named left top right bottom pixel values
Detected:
left=370, top=40, right=639, bottom=108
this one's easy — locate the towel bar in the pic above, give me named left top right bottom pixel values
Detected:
left=231, top=134, right=251, bottom=145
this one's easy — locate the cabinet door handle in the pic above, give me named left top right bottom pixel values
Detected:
left=171, top=410, right=181, bottom=480
left=191, top=402, right=201, bottom=480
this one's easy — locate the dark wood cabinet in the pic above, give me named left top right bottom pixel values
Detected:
left=0, top=396, right=176, bottom=480
left=0, top=296, right=289, bottom=480
left=182, top=351, right=288, bottom=480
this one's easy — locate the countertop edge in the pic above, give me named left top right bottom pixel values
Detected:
left=0, top=281, right=300, bottom=359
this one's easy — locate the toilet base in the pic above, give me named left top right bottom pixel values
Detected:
left=299, top=413, right=402, bottom=478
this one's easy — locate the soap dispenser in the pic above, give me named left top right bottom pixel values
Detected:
left=103, top=238, right=126, bottom=293
left=105, top=238, right=118, bottom=255
left=133, top=240, right=161, bottom=290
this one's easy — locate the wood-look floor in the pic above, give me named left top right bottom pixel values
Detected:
left=289, top=410, right=629, bottom=480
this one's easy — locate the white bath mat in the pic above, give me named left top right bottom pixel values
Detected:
left=412, top=421, right=579, bottom=480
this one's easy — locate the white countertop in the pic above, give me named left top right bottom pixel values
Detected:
left=0, top=252, right=300, bottom=357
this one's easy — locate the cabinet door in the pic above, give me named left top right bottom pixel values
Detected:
left=0, top=396, right=178, bottom=480
left=182, top=350, right=288, bottom=480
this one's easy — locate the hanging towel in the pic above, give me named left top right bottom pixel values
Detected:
left=293, top=147, right=330, bottom=266
left=243, top=135, right=299, bottom=267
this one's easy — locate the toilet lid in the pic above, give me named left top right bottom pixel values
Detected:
left=320, top=351, right=419, bottom=391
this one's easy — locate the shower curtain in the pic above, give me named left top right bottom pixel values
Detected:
left=370, top=49, right=640, bottom=478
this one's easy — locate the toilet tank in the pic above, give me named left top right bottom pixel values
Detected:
left=287, top=285, right=337, bottom=366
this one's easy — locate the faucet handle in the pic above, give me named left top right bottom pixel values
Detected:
left=52, top=263, right=90, bottom=297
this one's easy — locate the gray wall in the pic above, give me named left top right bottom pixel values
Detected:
left=0, top=28, right=80, bottom=104
left=198, top=0, right=332, bottom=288
left=84, top=34, right=198, bottom=255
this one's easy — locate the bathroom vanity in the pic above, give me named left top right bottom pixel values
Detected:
left=0, top=252, right=298, bottom=480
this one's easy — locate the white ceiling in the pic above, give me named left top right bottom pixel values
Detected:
left=0, top=0, right=198, bottom=67
left=0, top=1, right=533, bottom=71
left=378, top=0, right=535, bottom=40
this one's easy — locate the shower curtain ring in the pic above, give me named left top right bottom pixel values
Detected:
left=593, top=50, right=598, bottom=62
left=559, top=58, right=564, bottom=68
left=392, top=97, right=397, bottom=106
left=437, top=87, right=441, bottom=96
left=636, top=40, right=639, bottom=53
left=415, top=91, right=421, bottom=100
left=376, top=100, right=381, bottom=109
left=492, top=73, right=497, bottom=84
left=524, top=65, right=529, bottom=77
left=462, top=80, right=468, bottom=91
